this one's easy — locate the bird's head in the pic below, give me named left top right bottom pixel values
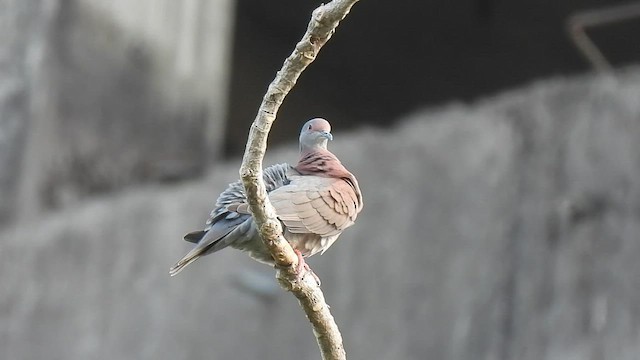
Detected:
left=299, top=118, right=333, bottom=152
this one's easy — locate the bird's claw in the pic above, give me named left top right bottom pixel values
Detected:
left=294, top=249, right=321, bottom=286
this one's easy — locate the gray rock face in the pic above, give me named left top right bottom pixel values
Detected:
left=0, top=0, right=233, bottom=224
left=0, top=0, right=53, bottom=223
left=2, top=69, right=640, bottom=359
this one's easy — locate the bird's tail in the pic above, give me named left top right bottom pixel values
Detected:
left=169, top=247, right=204, bottom=277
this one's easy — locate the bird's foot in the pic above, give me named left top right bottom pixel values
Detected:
left=294, top=249, right=321, bottom=286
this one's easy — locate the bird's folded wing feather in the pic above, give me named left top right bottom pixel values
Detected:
left=269, top=175, right=360, bottom=237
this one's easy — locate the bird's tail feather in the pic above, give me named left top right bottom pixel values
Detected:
left=169, top=248, right=204, bottom=277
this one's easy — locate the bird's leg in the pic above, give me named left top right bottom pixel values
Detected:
left=294, top=249, right=321, bottom=286
left=293, top=249, right=306, bottom=273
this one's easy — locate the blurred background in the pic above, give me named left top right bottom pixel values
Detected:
left=2, top=0, right=640, bottom=359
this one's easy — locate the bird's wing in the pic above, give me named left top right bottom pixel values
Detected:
left=269, top=175, right=360, bottom=237
left=170, top=164, right=294, bottom=276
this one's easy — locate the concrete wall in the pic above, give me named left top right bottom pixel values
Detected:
left=2, top=68, right=640, bottom=359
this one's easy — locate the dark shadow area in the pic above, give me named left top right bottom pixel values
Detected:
left=225, top=0, right=638, bottom=155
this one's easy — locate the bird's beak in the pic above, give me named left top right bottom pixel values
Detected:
left=321, top=131, right=333, bottom=141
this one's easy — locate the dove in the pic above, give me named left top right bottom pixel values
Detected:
left=169, top=118, right=363, bottom=276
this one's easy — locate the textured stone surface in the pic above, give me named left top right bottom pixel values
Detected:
left=2, top=69, right=640, bottom=359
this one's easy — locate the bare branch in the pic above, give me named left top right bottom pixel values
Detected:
left=567, top=2, right=640, bottom=72
left=238, top=1, right=359, bottom=359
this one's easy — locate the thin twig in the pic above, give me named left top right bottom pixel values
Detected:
left=238, top=1, right=360, bottom=359
left=567, top=1, right=640, bottom=72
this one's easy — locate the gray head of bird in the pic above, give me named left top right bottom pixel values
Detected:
left=299, top=118, right=333, bottom=153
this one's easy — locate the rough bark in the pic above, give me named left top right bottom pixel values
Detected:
left=238, top=1, right=360, bottom=359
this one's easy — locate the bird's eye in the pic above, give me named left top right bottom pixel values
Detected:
left=308, top=124, right=312, bottom=130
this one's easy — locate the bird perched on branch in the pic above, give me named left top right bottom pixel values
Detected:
left=170, top=118, right=363, bottom=277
